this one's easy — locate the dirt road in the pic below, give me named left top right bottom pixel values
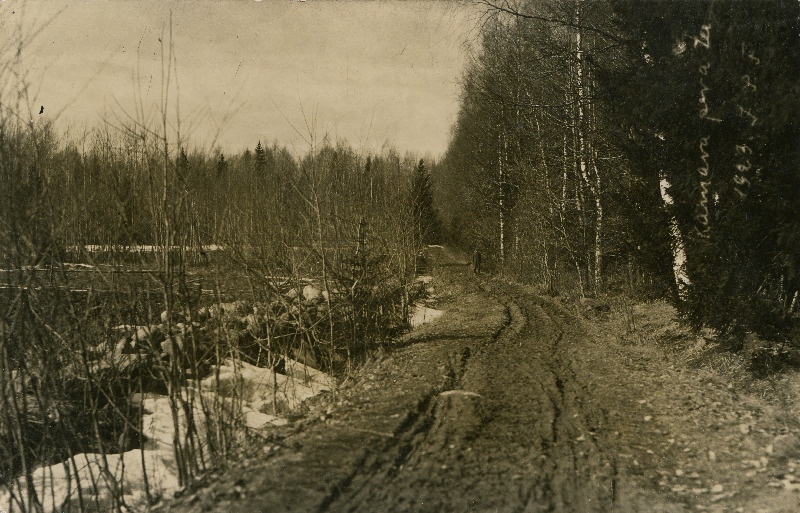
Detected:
left=165, top=247, right=800, bottom=513
left=333, top=298, right=625, bottom=512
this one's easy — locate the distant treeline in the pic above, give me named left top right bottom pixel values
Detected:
left=1, top=125, right=441, bottom=265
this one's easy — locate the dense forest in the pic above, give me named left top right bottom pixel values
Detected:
left=436, top=0, right=800, bottom=344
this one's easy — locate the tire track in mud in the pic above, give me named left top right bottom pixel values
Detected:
left=519, top=298, right=618, bottom=513
left=321, top=290, right=619, bottom=513
left=317, top=303, right=516, bottom=512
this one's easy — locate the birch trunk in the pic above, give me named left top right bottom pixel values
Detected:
left=574, top=0, right=603, bottom=293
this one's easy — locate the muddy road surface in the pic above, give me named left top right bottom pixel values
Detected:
left=166, top=248, right=800, bottom=513
left=324, top=293, right=618, bottom=513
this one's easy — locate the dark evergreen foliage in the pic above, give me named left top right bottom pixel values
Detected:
left=410, top=159, right=442, bottom=246
left=606, top=0, right=800, bottom=338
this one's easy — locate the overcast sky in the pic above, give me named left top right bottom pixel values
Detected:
left=5, top=0, right=478, bottom=156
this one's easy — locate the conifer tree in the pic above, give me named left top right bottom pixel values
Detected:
left=410, top=159, right=442, bottom=246
left=254, top=140, right=267, bottom=175
left=216, top=152, right=227, bottom=176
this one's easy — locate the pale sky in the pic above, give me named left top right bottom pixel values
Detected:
left=4, top=0, right=478, bottom=156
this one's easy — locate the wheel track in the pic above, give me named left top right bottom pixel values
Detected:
left=322, top=285, right=620, bottom=512
left=526, top=296, right=619, bottom=513
left=318, top=303, right=515, bottom=512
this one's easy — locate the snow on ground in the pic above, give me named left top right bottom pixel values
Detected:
left=72, top=244, right=225, bottom=253
left=0, top=447, right=177, bottom=512
left=410, top=304, right=444, bottom=328
left=0, top=396, right=185, bottom=512
left=1, top=361, right=333, bottom=513
left=410, top=274, right=444, bottom=328
left=202, top=358, right=333, bottom=429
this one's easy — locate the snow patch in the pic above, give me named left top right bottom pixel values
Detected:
left=1, top=360, right=333, bottom=513
left=202, top=358, right=332, bottom=417
left=0, top=449, right=177, bottom=512
left=1, top=396, right=186, bottom=512
left=410, top=304, right=444, bottom=328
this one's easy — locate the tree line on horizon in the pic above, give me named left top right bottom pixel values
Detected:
left=2, top=124, right=444, bottom=266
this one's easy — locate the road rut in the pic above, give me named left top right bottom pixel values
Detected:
left=166, top=255, right=669, bottom=513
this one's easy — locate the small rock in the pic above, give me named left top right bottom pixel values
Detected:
left=644, top=415, right=653, bottom=422
left=675, top=469, right=685, bottom=476
left=739, top=423, right=751, bottom=435
left=710, top=484, right=723, bottom=493
left=782, top=478, right=800, bottom=492
left=708, top=450, right=716, bottom=462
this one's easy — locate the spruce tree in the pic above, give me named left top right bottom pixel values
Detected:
left=410, top=159, right=442, bottom=246
left=216, top=152, right=227, bottom=176
left=254, top=140, right=267, bottom=175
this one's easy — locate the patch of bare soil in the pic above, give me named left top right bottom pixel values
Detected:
left=161, top=247, right=800, bottom=513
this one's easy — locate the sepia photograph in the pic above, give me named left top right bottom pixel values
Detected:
left=1, top=0, right=799, bottom=511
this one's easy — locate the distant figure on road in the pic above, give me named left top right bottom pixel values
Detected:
left=472, top=248, right=482, bottom=274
